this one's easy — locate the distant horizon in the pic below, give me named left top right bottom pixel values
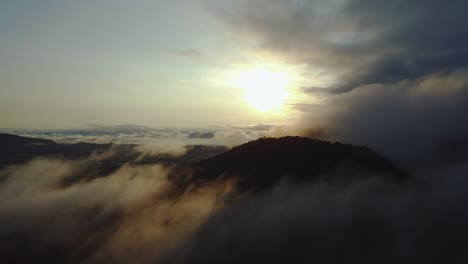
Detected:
left=0, top=122, right=282, bottom=131
left=0, top=122, right=283, bottom=147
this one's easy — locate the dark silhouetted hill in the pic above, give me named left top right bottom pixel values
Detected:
left=0, top=134, right=228, bottom=176
left=192, top=136, right=407, bottom=191
left=0, top=133, right=112, bottom=168
left=1, top=134, right=407, bottom=190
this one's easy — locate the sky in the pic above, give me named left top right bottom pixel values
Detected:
left=1, top=0, right=468, bottom=139
left=0, top=0, right=310, bottom=129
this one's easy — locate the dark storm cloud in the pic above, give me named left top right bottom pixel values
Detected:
left=209, top=0, right=468, bottom=92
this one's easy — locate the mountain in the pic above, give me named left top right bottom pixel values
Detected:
left=192, top=136, right=407, bottom=191
left=0, top=133, right=112, bottom=168
left=0, top=133, right=228, bottom=173
left=1, top=134, right=407, bottom=191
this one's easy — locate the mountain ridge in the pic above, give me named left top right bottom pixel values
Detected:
left=0, top=134, right=408, bottom=191
left=192, top=136, right=407, bottom=191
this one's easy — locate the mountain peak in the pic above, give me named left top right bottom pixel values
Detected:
left=193, top=136, right=407, bottom=191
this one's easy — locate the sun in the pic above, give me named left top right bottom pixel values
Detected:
left=233, top=68, right=291, bottom=112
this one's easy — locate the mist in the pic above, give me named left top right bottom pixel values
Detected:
left=1, top=138, right=468, bottom=263
left=298, top=69, right=468, bottom=171
left=0, top=153, right=231, bottom=264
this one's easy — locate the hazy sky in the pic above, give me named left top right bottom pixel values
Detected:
left=1, top=0, right=467, bottom=131
left=0, top=0, right=306, bottom=128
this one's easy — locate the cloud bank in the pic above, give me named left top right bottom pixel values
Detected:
left=209, top=0, right=468, bottom=92
left=0, top=155, right=229, bottom=264
left=2, top=137, right=468, bottom=263
left=171, top=163, right=468, bottom=264
left=300, top=70, right=468, bottom=169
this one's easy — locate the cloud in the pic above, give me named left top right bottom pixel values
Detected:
left=2, top=125, right=277, bottom=148
left=177, top=49, right=204, bottom=59
left=211, top=129, right=270, bottom=146
left=0, top=155, right=230, bottom=264
left=134, top=140, right=190, bottom=157
left=168, top=163, right=468, bottom=264
left=187, top=131, right=214, bottom=139
left=208, top=0, right=468, bottom=93
left=2, top=137, right=468, bottom=263
left=298, top=69, right=468, bottom=170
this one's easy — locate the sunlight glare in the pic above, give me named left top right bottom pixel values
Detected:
left=233, top=68, right=291, bottom=112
